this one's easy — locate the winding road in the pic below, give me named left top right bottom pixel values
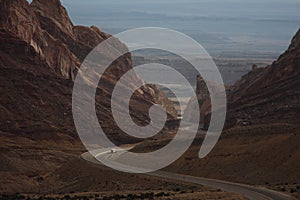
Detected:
left=81, top=149, right=294, bottom=200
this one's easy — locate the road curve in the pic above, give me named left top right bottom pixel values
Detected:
left=81, top=150, right=294, bottom=200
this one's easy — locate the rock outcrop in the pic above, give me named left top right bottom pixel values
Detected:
left=0, top=0, right=79, bottom=80
left=184, top=75, right=211, bottom=125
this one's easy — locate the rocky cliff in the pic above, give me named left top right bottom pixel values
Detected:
left=226, top=29, right=300, bottom=127
left=169, top=30, right=300, bottom=187
left=0, top=0, right=177, bottom=193
left=0, top=0, right=176, bottom=143
left=191, top=29, right=300, bottom=129
left=184, top=75, right=212, bottom=125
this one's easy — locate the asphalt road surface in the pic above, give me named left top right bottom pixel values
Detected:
left=81, top=149, right=294, bottom=200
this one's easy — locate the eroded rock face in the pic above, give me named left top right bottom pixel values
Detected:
left=226, top=29, right=300, bottom=127
left=31, top=0, right=76, bottom=40
left=184, top=76, right=211, bottom=125
left=185, top=29, right=300, bottom=129
left=0, top=0, right=80, bottom=80
left=0, top=0, right=176, bottom=144
left=185, top=74, right=229, bottom=130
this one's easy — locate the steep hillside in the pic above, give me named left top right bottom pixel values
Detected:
left=0, top=0, right=176, bottom=193
left=0, top=0, right=176, bottom=143
left=226, top=29, right=300, bottom=127
left=165, top=29, right=300, bottom=191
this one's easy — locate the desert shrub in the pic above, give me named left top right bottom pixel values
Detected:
left=155, top=192, right=166, bottom=197
left=15, top=194, right=26, bottom=200
left=164, top=192, right=170, bottom=197
left=290, top=188, right=297, bottom=193
left=102, top=196, right=109, bottom=200
left=113, top=194, right=121, bottom=200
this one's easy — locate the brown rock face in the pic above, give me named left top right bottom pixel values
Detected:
left=0, top=0, right=178, bottom=193
left=0, top=0, right=176, bottom=145
left=0, top=28, right=74, bottom=136
left=184, top=75, right=211, bottom=125
left=0, top=0, right=80, bottom=80
left=0, top=0, right=38, bottom=43
left=226, top=29, right=300, bottom=127
left=185, top=75, right=229, bottom=129
left=31, top=0, right=75, bottom=40
left=187, top=29, right=300, bottom=129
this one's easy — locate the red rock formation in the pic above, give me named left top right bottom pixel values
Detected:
left=0, top=0, right=176, bottom=145
left=0, top=0, right=80, bottom=80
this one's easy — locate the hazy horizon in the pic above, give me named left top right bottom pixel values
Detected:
left=52, top=0, right=300, bottom=57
